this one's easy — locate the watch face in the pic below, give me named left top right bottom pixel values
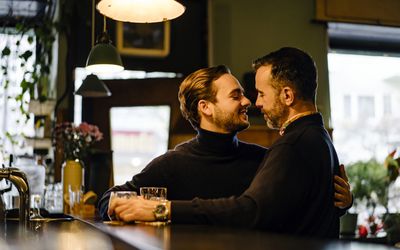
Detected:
left=154, top=204, right=169, bottom=221
left=155, top=204, right=166, bottom=214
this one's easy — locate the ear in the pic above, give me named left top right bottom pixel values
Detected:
left=280, top=86, right=295, bottom=106
left=198, top=100, right=213, bottom=117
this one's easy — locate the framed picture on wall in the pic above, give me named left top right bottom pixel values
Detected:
left=116, top=21, right=170, bottom=57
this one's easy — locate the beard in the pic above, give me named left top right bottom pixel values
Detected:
left=264, top=98, right=289, bottom=130
left=213, top=107, right=250, bottom=133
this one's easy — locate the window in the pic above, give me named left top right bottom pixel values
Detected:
left=343, top=95, right=351, bottom=117
left=329, top=52, right=400, bottom=164
left=357, top=96, right=375, bottom=120
left=0, top=30, right=35, bottom=160
left=110, top=106, right=170, bottom=185
left=383, top=95, right=392, bottom=115
left=73, top=68, right=180, bottom=186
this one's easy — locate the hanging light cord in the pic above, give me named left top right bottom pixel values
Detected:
left=98, top=15, right=110, bottom=44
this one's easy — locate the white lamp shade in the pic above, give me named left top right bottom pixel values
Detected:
left=97, top=0, right=185, bottom=23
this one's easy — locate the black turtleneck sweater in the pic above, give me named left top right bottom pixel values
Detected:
left=172, top=114, right=341, bottom=239
left=98, top=128, right=267, bottom=220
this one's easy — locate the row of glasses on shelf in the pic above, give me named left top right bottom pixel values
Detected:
left=1, top=182, right=64, bottom=214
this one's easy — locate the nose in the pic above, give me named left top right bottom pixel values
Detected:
left=255, top=95, right=262, bottom=108
left=242, top=96, right=251, bottom=107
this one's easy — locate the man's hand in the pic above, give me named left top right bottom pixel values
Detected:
left=334, top=164, right=352, bottom=208
left=108, top=196, right=159, bottom=222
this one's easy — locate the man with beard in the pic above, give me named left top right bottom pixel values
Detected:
left=99, top=65, right=270, bottom=219
left=108, top=48, right=348, bottom=239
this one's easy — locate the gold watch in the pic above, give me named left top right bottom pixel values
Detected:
left=153, top=203, right=169, bottom=221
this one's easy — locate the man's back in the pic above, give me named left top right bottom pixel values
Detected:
left=172, top=114, right=340, bottom=239
left=245, top=113, right=340, bottom=238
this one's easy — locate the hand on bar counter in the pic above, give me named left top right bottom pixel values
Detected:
left=108, top=196, right=170, bottom=222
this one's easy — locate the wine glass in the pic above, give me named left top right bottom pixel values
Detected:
left=30, top=194, right=44, bottom=220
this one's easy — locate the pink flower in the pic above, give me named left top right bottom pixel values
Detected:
left=54, top=122, right=103, bottom=160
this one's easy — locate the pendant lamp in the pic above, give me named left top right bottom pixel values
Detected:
left=86, top=0, right=124, bottom=74
left=97, top=0, right=185, bottom=23
left=75, top=74, right=111, bottom=97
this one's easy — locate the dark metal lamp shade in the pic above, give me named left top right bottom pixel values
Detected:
left=85, top=43, right=124, bottom=74
left=75, top=74, right=111, bottom=97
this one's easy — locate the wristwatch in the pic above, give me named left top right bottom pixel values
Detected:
left=153, top=203, right=169, bottom=221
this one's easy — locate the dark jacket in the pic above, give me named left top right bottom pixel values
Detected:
left=172, top=113, right=341, bottom=238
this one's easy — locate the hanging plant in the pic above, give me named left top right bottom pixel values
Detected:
left=0, top=0, right=60, bottom=158
left=1, top=19, right=57, bottom=119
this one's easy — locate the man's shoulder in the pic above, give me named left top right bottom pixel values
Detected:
left=172, top=137, right=198, bottom=152
left=238, top=140, right=267, bottom=154
left=273, top=125, right=327, bottom=148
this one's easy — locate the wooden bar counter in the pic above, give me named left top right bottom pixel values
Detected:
left=1, top=214, right=397, bottom=250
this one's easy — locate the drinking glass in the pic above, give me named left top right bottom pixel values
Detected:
left=139, top=187, right=169, bottom=226
left=68, top=185, right=83, bottom=216
left=54, top=183, right=63, bottom=213
left=44, top=184, right=55, bottom=212
left=108, top=191, right=137, bottom=221
left=139, top=187, right=167, bottom=201
left=30, top=194, right=44, bottom=220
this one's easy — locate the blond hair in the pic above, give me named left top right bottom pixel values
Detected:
left=178, top=65, right=230, bottom=128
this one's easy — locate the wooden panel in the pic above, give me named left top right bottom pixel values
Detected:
left=237, top=126, right=280, bottom=148
left=316, top=0, right=400, bottom=26
left=170, top=133, right=196, bottom=148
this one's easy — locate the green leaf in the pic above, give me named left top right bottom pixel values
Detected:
left=1, top=46, right=11, bottom=56
left=20, top=79, right=29, bottom=91
left=15, top=23, right=24, bottom=32
left=19, top=50, right=33, bottom=61
left=27, top=36, right=34, bottom=44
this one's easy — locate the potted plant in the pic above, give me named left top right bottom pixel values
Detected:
left=53, top=122, right=103, bottom=213
left=347, top=159, right=388, bottom=213
left=382, top=151, right=400, bottom=244
left=346, top=151, right=400, bottom=240
left=342, top=159, right=387, bottom=236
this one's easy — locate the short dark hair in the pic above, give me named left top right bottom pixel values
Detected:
left=178, top=65, right=231, bottom=128
left=252, top=47, right=317, bottom=103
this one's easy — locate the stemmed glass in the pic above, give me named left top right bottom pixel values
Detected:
left=30, top=194, right=44, bottom=221
left=30, top=194, right=45, bottom=231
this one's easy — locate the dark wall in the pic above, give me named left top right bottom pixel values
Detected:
left=64, top=0, right=208, bottom=119
left=68, top=0, right=208, bottom=75
left=115, top=0, right=208, bottom=75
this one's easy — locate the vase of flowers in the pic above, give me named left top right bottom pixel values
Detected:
left=54, top=122, right=103, bottom=213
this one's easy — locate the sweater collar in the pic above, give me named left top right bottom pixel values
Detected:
left=279, top=111, right=318, bottom=136
left=195, top=128, right=239, bottom=154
